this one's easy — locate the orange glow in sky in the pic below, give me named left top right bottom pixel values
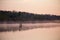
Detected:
left=0, top=0, right=60, bottom=15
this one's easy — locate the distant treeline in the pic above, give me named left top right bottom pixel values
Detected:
left=0, top=10, right=60, bottom=22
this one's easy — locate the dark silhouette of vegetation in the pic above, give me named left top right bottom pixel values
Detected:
left=0, top=10, right=60, bottom=22
left=0, top=10, right=60, bottom=32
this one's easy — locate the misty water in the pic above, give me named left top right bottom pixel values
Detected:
left=0, top=23, right=60, bottom=40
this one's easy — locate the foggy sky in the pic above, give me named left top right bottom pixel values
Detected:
left=0, top=0, right=60, bottom=15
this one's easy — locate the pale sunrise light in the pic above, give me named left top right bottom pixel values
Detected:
left=0, top=0, right=60, bottom=15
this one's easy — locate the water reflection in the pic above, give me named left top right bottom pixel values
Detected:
left=0, top=23, right=60, bottom=32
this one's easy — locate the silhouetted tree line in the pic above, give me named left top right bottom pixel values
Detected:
left=0, top=10, right=60, bottom=22
left=0, top=10, right=60, bottom=32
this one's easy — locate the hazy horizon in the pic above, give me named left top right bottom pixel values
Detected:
left=0, top=0, right=60, bottom=15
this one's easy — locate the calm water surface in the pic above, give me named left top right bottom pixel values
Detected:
left=0, top=23, right=60, bottom=40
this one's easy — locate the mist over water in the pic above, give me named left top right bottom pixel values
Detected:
left=0, top=23, right=60, bottom=40
left=0, top=0, right=60, bottom=40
